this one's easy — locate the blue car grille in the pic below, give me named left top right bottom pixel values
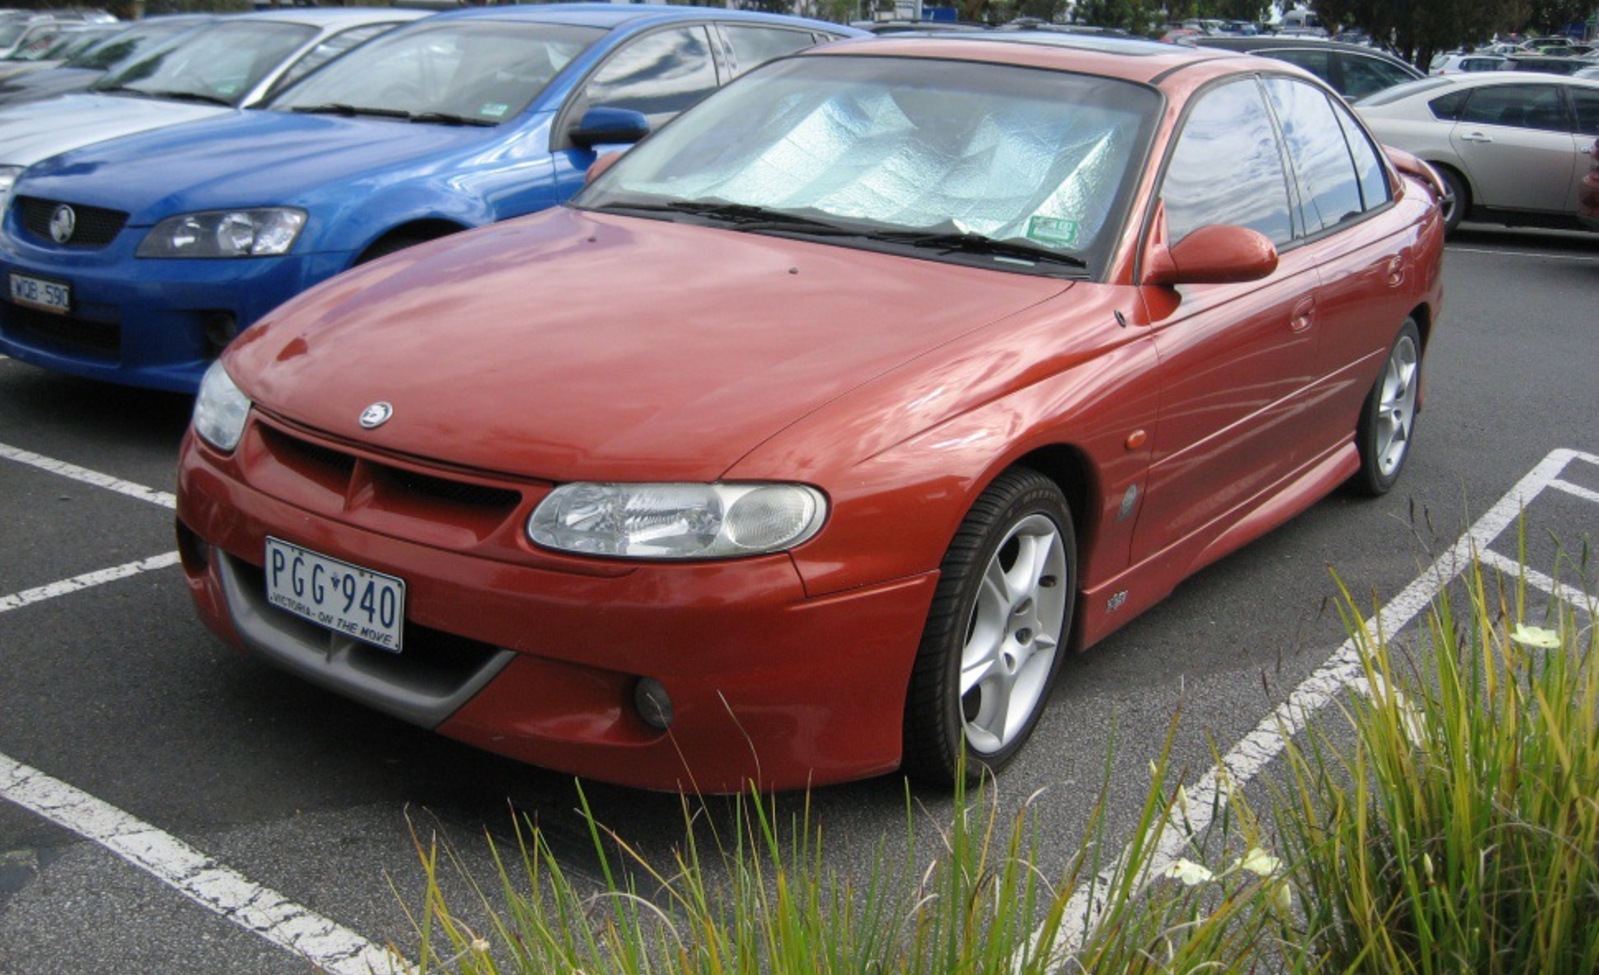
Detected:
left=17, top=197, right=129, bottom=249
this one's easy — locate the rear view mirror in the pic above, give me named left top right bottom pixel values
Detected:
left=569, top=107, right=650, bottom=149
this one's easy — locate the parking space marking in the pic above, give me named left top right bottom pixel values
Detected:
left=1049, top=447, right=1599, bottom=956
left=0, top=553, right=182, bottom=615
left=1448, top=246, right=1599, bottom=264
left=0, top=441, right=176, bottom=510
left=0, top=753, right=407, bottom=975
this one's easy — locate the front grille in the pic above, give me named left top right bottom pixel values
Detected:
left=17, top=196, right=129, bottom=249
left=2, top=303, right=119, bottom=357
left=379, top=466, right=522, bottom=510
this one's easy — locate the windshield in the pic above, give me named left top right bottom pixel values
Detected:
left=271, top=21, right=603, bottom=125
left=577, top=55, right=1158, bottom=277
left=69, top=20, right=204, bottom=71
left=94, top=21, right=316, bottom=106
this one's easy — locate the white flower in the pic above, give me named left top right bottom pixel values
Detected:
left=1162, top=858, right=1215, bottom=886
left=1511, top=624, right=1560, bottom=649
left=1237, top=847, right=1282, bottom=877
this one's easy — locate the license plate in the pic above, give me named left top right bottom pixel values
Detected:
left=8, top=272, right=71, bottom=315
left=264, top=538, right=405, bottom=653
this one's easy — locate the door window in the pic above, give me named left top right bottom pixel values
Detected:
left=722, top=25, right=818, bottom=78
left=1459, top=84, right=1568, bottom=133
left=1264, top=76, right=1366, bottom=231
left=581, top=25, right=719, bottom=123
left=1162, top=78, right=1294, bottom=245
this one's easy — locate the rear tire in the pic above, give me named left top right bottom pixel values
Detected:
left=902, top=467, right=1075, bottom=786
left=1437, top=166, right=1468, bottom=235
left=1351, top=318, right=1422, bottom=497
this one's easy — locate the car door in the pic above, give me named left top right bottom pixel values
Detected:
left=1449, top=81, right=1581, bottom=213
left=1563, top=85, right=1599, bottom=213
left=1131, top=76, right=1322, bottom=564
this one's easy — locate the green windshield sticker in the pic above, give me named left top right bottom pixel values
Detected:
left=481, top=103, right=510, bottom=119
left=1027, top=216, right=1079, bottom=247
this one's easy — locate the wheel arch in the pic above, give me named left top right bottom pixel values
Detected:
left=354, top=219, right=472, bottom=265
left=1000, top=444, right=1098, bottom=564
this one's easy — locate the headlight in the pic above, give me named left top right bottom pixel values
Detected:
left=0, top=165, right=22, bottom=207
left=137, top=208, right=306, bottom=258
left=192, top=360, right=251, bottom=452
left=528, top=482, right=827, bottom=560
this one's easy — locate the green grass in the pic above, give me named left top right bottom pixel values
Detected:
left=403, top=548, right=1597, bottom=975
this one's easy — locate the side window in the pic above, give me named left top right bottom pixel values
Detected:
left=1338, top=54, right=1415, bottom=101
left=271, top=23, right=398, bottom=97
left=1428, top=89, right=1469, bottom=120
left=1264, top=76, right=1365, bottom=232
left=580, top=26, right=719, bottom=124
left=1571, top=88, right=1599, bottom=136
left=1163, top=78, right=1294, bottom=246
left=722, top=25, right=815, bottom=79
left=1333, top=99, right=1390, bottom=211
left=1459, top=84, right=1567, bottom=132
left=1262, top=47, right=1333, bottom=87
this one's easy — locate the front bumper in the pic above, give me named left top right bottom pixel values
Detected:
left=0, top=223, right=345, bottom=392
left=176, top=422, right=937, bottom=792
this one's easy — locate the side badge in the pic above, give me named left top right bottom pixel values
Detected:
left=1118, top=485, right=1139, bottom=521
left=358, top=402, right=393, bottom=429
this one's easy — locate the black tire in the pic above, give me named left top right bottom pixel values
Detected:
left=1351, top=318, right=1422, bottom=497
left=902, top=467, right=1076, bottom=786
left=1437, top=165, right=1468, bottom=235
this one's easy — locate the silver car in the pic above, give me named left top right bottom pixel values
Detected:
left=1356, top=73, right=1599, bottom=233
left=0, top=8, right=427, bottom=202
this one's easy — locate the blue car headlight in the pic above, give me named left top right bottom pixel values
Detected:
left=528, top=483, right=827, bottom=559
left=137, top=208, right=307, bottom=258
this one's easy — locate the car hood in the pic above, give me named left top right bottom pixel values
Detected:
left=228, top=207, right=1074, bottom=484
left=17, top=109, right=512, bottom=222
left=0, top=92, right=227, bottom=168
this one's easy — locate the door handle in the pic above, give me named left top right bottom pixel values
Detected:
left=1290, top=297, right=1315, bottom=333
left=1460, top=131, right=1493, bottom=144
left=1385, top=255, right=1405, bottom=288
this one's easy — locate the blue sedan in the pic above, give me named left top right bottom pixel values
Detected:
left=0, top=4, right=858, bottom=392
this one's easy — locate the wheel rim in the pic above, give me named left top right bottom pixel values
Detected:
left=959, top=513, right=1068, bottom=755
left=1374, top=335, right=1419, bottom=477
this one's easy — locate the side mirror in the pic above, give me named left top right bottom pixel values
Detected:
left=585, top=150, right=623, bottom=184
left=569, top=107, right=650, bottom=150
left=1144, top=224, right=1278, bottom=287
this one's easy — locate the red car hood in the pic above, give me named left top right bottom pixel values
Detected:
left=229, top=208, right=1072, bottom=483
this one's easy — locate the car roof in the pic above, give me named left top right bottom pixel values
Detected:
left=806, top=32, right=1254, bottom=88
left=423, top=2, right=848, bottom=32
left=227, top=7, right=431, bottom=27
left=1360, top=70, right=1599, bottom=104
left=1191, top=34, right=1414, bottom=63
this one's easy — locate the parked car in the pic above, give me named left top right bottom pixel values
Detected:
left=1429, top=52, right=1506, bottom=75
left=0, top=4, right=859, bottom=393
left=0, top=21, right=117, bottom=81
left=0, top=9, right=426, bottom=206
left=173, top=32, right=1445, bottom=791
left=1500, top=54, right=1593, bottom=75
left=1356, top=73, right=1599, bottom=232
left=1580, top=138, right=1599, bottom=230
left=1189, top=35, right=1423, bottom=99
left=0, top=14, right=213, bottom=108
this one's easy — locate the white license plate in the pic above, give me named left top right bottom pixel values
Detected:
left=264, top=538, right=405, bottom=653
left=8, top=272, right=71, bottom=315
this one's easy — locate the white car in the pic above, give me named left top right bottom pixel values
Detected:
left=1429, top=52, right=1507, bottom=75
left=0, top=8, right=426, bottom=202
left=1356, top=72, right=1599, bottom=232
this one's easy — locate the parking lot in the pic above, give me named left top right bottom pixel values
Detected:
left=2, top=225, right=1596, bottom=974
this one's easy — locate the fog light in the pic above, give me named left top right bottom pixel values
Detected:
left=202, top=312, right=239, bottom=355
left=633, top=677, right=674, bottom=731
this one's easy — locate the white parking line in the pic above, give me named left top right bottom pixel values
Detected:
left=0, top=441, right=176, bottom=509
left=0, top=553, right=182, bottom=615
left=0, top=442, right=409, bottom=973
left=1448, top=245, right=1599, bottom=263
left=0, top=754, right=408, bottom=975
left=1049, top=447, right=1599, bottom=957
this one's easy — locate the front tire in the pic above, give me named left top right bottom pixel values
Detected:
left=1351, top=319, right=1422, bottom=497
left=903, top=467, right=1076, bottom=786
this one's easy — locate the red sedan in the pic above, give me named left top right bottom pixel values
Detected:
left=176, top=33, right=1446, bottom=791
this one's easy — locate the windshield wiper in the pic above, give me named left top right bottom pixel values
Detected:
left=142, top=89, right=234, bottom=107
left=860, top=230, right=1089, bottom=269
left=596, top=200, right=855, bottom=235
left=407, top=111, right=496, bottom=127
left=290, top=103, right=412, bottom=119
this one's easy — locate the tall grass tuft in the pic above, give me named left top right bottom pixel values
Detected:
left=1279, top=546, right=1599, bottom=975
left=404, top=548, right=1596, bottom=975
